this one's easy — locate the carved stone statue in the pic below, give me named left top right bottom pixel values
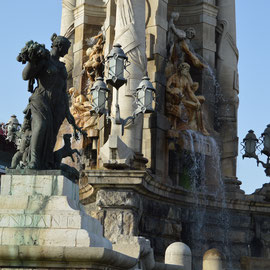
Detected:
left=5, top=115, right=21, bottom=143
left=16, top=34, right=85, bottom=170
left=167, top=12, right=205, bottom=70
left=179, top=28, right=206, bottom=69
left=69, top=87, right=98, bottom=136
left=83, top=32, right=105, bottom=87
left=10, top=120, right=31, bottom=169
left=167, top=12, right=186, bottom=61
left=166, top=62, right=209, bottom=135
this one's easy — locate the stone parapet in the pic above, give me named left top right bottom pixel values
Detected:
left=80, top=169, right=270, bottom=265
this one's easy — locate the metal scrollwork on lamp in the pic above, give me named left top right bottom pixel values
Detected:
left=242, top=125, right=270, bottom=176
left=89, top=44, right=156, bottom=133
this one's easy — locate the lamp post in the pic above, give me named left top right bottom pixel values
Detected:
left=242, top=125, right=270, bottom=176
left=90, top=44, right=155, bottom=169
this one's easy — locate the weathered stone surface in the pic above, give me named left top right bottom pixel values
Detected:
left=0, top=173, right=111, bottom=249
left=241, top=257, right=270, bottom=270
left=82, top=169, right=270, bottom=269
left=103, top=210, right=139, bottom=243
left=96, top=190, right=141, bottom=209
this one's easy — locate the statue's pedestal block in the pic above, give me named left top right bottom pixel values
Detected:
left=0, top=170, right=111, bottom=249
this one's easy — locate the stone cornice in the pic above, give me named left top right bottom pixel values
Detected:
left=170, top=2, right=218, bottom=26
left=74, top=0, right=106, bottom=27
left=81, top=170, right=270, bottom=215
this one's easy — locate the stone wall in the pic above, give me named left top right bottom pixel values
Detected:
left=81, top=170, right=270, bottom=270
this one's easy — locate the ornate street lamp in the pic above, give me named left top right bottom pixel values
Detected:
left=90, top=44, right=156, bottom=132
left=134, top=76, right=156, bottom=115
left=242, top=130, right=258, bottom=159
left=242, top=125, right=270, bottom=176
left=261, top=124, right=270, bottom=156
left=90, top=77, right=109, bottom=114
left=106, top=43, right=128, bottom=89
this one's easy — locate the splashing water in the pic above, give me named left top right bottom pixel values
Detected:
left=183, top=130, right=208, bottom=262
left=209, top=137, right=233, bottom=269
left=181, top=130, right=233, bottom=269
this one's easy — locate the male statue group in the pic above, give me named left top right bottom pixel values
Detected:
left=13, top=34, right=84, bottom=170
left=166, top=12, right=209, bottom=135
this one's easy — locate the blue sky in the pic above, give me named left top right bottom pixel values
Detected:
left=0, top=1, right=269, bottom=194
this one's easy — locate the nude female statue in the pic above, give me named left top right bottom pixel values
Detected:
left=18, top=34, right=84, bottom=169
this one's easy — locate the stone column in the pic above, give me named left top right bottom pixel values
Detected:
left=113, top=0, right=147, bottom=154
left=61, top=0, right=76, bottom=36
left=216, top=0, right=239, bottom=180
left=60, top=0, right=76, bottom=90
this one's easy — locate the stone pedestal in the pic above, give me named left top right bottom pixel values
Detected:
left=0, top=170, right=111, bottom=249
left=0, top=171, right=145, bottom=269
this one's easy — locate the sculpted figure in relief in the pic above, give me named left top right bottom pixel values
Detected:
left=166, top=12, right=208, bottom=135
left=83, top=32, right=105, bottom=87
left=166, top=62, right=208, bottom=135
left=69, top=87, right=98, bottom=137
left=167, top=12, right=205, bottom=70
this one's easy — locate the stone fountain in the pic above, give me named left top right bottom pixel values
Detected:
left=2, top=1, right=270, bottom=270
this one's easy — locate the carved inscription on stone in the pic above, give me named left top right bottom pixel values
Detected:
left=51, top=215, right=80, bottom=228
left=0, top=214, right=51, bottom=228
left=0, top=214, right=80, bottom=229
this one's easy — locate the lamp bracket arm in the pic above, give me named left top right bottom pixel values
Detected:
left=257, top=158, right=267, bottom=168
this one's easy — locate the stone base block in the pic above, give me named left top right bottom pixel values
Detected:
left=0, top=245, right=137, bottom=269
left=0, top=172, right=111, bottom=249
